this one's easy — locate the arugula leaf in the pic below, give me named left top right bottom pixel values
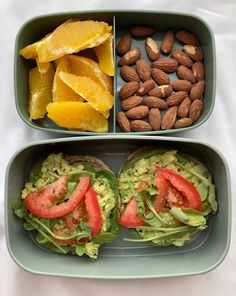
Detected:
left=92, top=232, right=118, bottom=244
left=12, top=199, right=28, bottom=219
left=170, top=207, right=206, bottom=227
left=75, top=244, right=86, bottom=256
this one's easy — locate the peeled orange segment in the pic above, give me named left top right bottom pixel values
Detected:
left=66, top=55, right=113, bottom=93
left=19, top=42, right=38, bottom=59
left=94, top=35, right=114, bottom=76
left=36, top=20, right=112, bottom=63
left=59, top=72, right=114, bottom=113
left=36, top=59, right=51, bottom=74
left=53, top=58, right=84, bottom=102
left=29, top=64, right=54, bottom=120
left=46, top=101, right=108, bottom=132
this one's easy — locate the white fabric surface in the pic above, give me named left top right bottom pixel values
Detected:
left=0, top=0, right=236, bottom=295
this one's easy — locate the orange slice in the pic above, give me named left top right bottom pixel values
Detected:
left=58, top=72, right=114, bottom=113
left=36, top=20, right=112, bottom=62
left=28, top=64, right=54, bottom=120
left=46, top=101, right=108, bottom=132
left=53, top=58, right=84, bottom=102
left=94, top=35, right=114, bottom=76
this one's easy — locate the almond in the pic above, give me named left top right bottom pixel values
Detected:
left=151, top=68, right=170, bottom=85
left=171, top=49, right=193, bottom=68
left=136, top=79, right=155, bottom=96
left=178, top=97, right=191, bottom=118
left=126, top=105, right=149, bottom=119
left=176, top=30, right=199, bottom=46
left=189, top=99, right=203, bottom=123
left=130, top=120, right=152, bottom=132
left=149, top=108, right=161, bottom=130
left=116, top=112, right=131, bottom=132
left=161, top=30, right=175, bottom=54
left=183, top=45, right=203, bottom=62
left=192, top=62, right=205, bottom=82
left=177, top=65, right=195, bottom=83
left=166, top=91, right=188, bottom=106
left=130, top=25, right=155, bottom=38
left=136, top=59, right=151, bottom=81
left=145, top=37, right=160, bottom=61
left=119, top=81, right=140, bottom=100
left=190, top=80, right=205, bottom=100
left=174, top=118, right=193, bottom=129
left=148, top=85, right=173, bottom=98
left=120, top=65, right=140, bottom=82
left=153, top=58, right=178, bottom=73
left=118, top=48, right=141, bottom=66
left=117, top=33, right=132, bottom=56
left=121, top=96, right=143, bottom=110
left=161, top=106, right=178, bottom=130
left=143, top=96, right=168, bottom=109
left=170, top=80, right=192, bottom=92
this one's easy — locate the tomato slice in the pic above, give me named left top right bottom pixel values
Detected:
left=136, top=180, right=150, bottom=193
left=85, top=187, right=102, bottom=237
left=154, top=170, right=168, bottom=212
left=52, top=229, right=77, bottom=245
left=119, top=197, right=145, bottom=227
left=156, top=166, right=202, bottom=211
left=24, top=176, right=90, bottom=218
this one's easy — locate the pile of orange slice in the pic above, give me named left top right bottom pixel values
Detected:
left=19, top=19, right=114, bottom=132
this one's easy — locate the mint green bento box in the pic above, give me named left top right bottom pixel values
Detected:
left=5, top=136, right=231, bottom=279
left=14, top=10, right=216, bottom=135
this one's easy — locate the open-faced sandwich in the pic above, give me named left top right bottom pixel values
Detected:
left=118, top=147, right=217, bottom=246
left=12, top=153, right=119, bottom=259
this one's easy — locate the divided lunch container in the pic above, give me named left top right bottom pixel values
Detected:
left=14, top=10, right=216, bottom=135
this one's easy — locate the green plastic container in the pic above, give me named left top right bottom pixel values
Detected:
left=14, top=11, right=216, bottom=135
left=5, top=136, right=231, bottom=279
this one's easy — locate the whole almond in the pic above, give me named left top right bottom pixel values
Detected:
left=121, top=96, right=143, bottom=110
left=136, top=79, right=155, bottom=96
left=192, top=62, right=205, bottom=82
left=176, top=30, right=199, bottom=46
left=145, top=37, right=160, bottom=60
left=116, top=112, right=131, bottom=132
left=143, top=96, right=168, bottom=109
left=149, top=108, right=161, bottom=130
left=174, top=117, right=193, bottom=129
left=171, top=49, right=193, bottom=68
left=161, top=106, right=178, bottom=130
left=118, top=48, right=141, bottom=66
left=161, top=30, right=175, bottom=54
left=189, top=99, right=203, bottom=123
left=183, top=45, right=203, bottom=62
left=151, top=68, right=170, bottom=85
left=130, top=25, right=155, bottom=38
left=190, top=80, right=205, bottom=100
left=177, top=65, right=196, bottom=83
left=166, top=91, right=188, bottom=106
left=153, top=58, right=178, bottom=73
left=130, top=120, right=152, bottom=132
left=136, top=59, right=151, bottom=81
left=126, top=105, right=149, bottom=119
left=119, top=81, right=140, bottom=99
left=178, top=97, right=191, bottom=118
left=117, top=33, right=132, bottom=56
left=148, top=85, right=173, bottom=98
left=120, top=65, right=140, bottom=82
left=170, top=80, right=192, bottom=92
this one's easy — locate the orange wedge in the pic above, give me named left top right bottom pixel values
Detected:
left=46, top=101, right=108, bottom=132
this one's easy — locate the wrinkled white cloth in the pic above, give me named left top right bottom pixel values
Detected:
left=0, top=0, right=236, bottom=295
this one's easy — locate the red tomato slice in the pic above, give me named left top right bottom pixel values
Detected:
left=156, top=166, right=202, bottom=211
left=119, top=197, right=145, bottom=227
left=85, top=187, right=102, bottom=237
left=63, top=202, right=87, bottom=230
left=136, top=180, right=150, bottom=193
left=24, top=176, right=90, bottom=218
left=52, top=229, right=77, bottom=245
left=154, top=170, right=168, bottom=212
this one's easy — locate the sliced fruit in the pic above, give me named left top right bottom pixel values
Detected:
left=59, top=72, right=114, bottom=113
left=36, top=20, right=112, bottom=62
left=36, top=59, right=51, bottom=74
left=94, top=35, right=114, bottom=76
left=46, top=101, right=108, bottom=132
left=28, top=63, right=54, bottom=120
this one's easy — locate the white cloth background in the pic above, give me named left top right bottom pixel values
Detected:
left=0, top=0, right=235, bottom=295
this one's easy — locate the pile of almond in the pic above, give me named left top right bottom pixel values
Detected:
left=116, top=25, right=205, bottom=132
